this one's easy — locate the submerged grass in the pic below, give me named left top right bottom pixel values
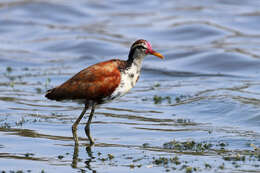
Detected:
left=153, top=95, right=172, bottom=104
left=163, top=140, right=212, bottom=152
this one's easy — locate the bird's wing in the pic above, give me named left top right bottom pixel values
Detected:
left=46, top=59, right=126, bottom=101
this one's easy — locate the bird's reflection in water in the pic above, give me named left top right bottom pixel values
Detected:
left=72, top=143, right=96, bottom=173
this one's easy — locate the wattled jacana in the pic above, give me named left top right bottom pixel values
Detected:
left=45, top=39, right=164, bottom=145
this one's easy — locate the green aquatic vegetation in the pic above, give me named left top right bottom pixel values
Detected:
left=150, top=83, right=161, bottom=90
left=108, top=154, right=114, bottom=160
left=218, top=163, right=225, bottom=170
left=175, top=97, right=181, bottom=103
left=153, top=157, right=169, bottom=165
left=142, top=143, right=150, bottom=148
left=180, top=164, right=197, bottom=172
left=14, top=171, right=23, bottom=173
left=232, top=161, right=241, bottom=168
left=204, top=163, right=212, bottom=169
left=129, top=164, right=135, bottom=169
left=185, top=166, right=193, bottom=173
left=58, top=155, right=64, bottom=160
left=175, top=95, right=190, bottom=103
left=35, top=88, right=42, bottom=94
left=165, top=168, right=170, bottom=172
left=223, top=154, right=245, bottom=161
left=176, top=118, right=193, bottom=125
left=171, top=156, right=181, bottom=165
left=0, top=97, right=16, bottom=102
left=98, top=154, right=115, bottom=162
left=219, top=142, right=226, bottom=148
left=24, top=153, right=34, bottom=158
left=153, top=95, right=163, bottom=104
left=153, top=95, right=171, bottom=104
left=9, top=81, right=15, bottom=88
left=0, top=170, right=33, bottom=173
left=153, top=156, right=180, bottom=166
left=6, top=66, right=12, bottom=73
left=154, top=83, right=160, bottom=87
left=165, top=96, right=171, bottom=104
left=163, top=140, right=212, bottom=151
left=99, top=157, right=106, bottom=162
left=4, top=67, right=16, bottom=82
left=126, top=163, right=142, bottom=169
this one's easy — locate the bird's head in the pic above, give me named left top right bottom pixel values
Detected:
left=128, top=39, right=164, bottom=60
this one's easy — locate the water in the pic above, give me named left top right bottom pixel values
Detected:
left=1, top=0, right=260, bottom=172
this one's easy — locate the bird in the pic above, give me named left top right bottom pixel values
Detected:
left=45, top=39, right=164, bottom=145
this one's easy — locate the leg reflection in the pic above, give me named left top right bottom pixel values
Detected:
left=85, top=145, right=95, bottom=171
left=71, top=143, right=96, bottom=172
left=71, top=143, right=79, bottom=168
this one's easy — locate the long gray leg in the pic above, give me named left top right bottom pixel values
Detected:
left=72, top=104, right=89, bottom=145
left=85, top=102, right=96, bottom=145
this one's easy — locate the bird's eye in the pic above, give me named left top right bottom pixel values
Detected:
left=138, top=46, right=147, bottom=50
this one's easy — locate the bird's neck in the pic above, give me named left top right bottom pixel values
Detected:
left=126, top=49, right=145, bottom=70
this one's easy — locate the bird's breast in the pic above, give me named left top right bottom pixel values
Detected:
left=109, top=64, right=141, bottom=100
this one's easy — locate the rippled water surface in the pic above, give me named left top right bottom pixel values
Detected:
left=1, top=0, right=260, bottom=172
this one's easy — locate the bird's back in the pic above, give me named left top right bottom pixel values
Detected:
left=45, top=59, right=127, bottom=103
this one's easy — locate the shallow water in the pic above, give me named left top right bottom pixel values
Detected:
left=1, top=0, right=260, bottom=172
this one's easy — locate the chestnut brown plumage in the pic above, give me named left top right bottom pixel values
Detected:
left=45, top=39, right=164, bottom=145
left=46, top=60, right=124, bottom=103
